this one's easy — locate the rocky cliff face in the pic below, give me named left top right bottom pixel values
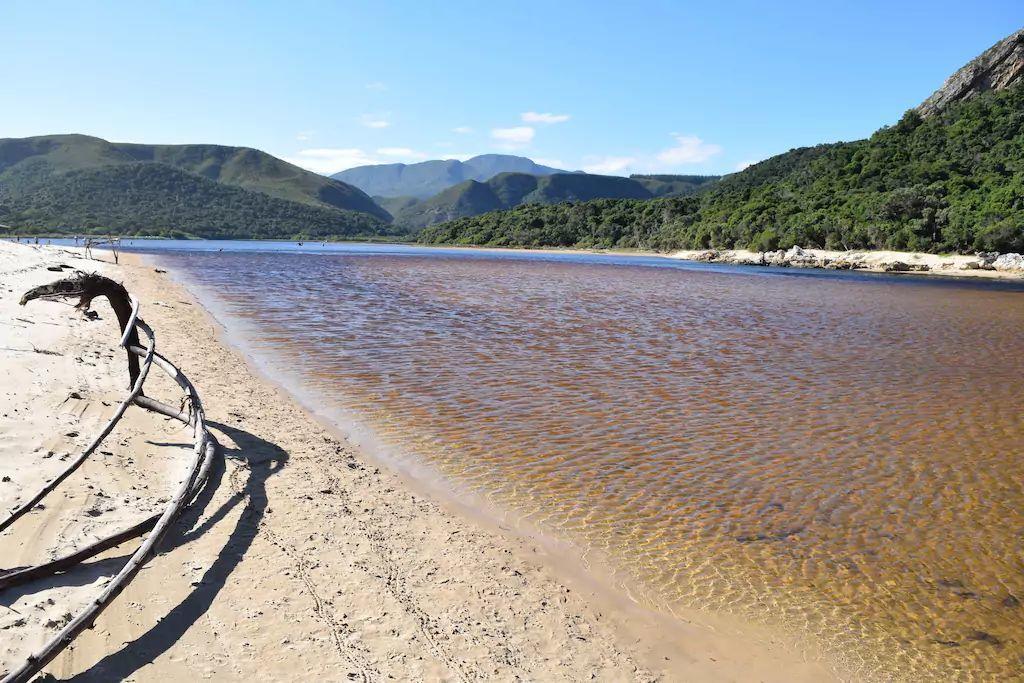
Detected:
left=917, top=28, right=1024, bottom=116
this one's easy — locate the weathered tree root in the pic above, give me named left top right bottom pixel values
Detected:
left=0, top=318, right=154, bottom=536
left=1, top=274, right=220, bottom=683
left=20, top=271, right=143, bottom=386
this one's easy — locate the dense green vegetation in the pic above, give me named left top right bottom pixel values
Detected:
left=629, top=174, right=720, bottom=197
left=421, top=84, right=1024, bottom=253
left=390, top=172, right=719, bottom=229
left=374, top=195, right=422, bottom=218
left=118, top=142, right=390, bottom=220
left=0, top=162, right=396, bottom=240
left=393, top=171, right=660, bottom=229
left=0, top=134, right=395, bottom=238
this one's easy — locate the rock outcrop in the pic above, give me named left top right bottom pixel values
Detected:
left=681, top=248, right=1024, bottom=276
left=994, top=253, right=1024, bottom=271
left=917, top=28, right=1024, bottom=117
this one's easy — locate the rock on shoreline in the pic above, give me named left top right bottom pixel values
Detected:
left=679, top=246, right=1024, bottom=276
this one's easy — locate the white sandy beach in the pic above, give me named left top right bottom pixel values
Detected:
left=0, top=240, right=835, bottom=681
left=667, top=247, right=1024, bottom=279
left=423, top=243, right=1024, bottom=281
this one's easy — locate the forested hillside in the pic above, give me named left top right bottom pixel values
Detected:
left=421, top=82, right=1024, bottom=253
left=630, top=174, right=719, bottom=197
left=393, top=172, right=657, bottom=228
left=0, top=162, right=396, bottom=239
left=0, top=134, right=393, bottom=238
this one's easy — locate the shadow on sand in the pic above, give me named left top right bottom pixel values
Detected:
left=18, top=421, right=289, bottom=682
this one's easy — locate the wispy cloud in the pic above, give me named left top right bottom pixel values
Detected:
left=656, top=134, right=722, bottom=165
left=376, top=147, right=428, bottom=159
left=452, top=126, right=474, bottom=134
left=359, top=113, right=391, bottom=129
left=578, top=133, right=723, bottom=175
left=581, top=156, right=637, bottom=174
left=285, top=146, right=428, bottom=174
left=533, top=157, right=566, bottom=169
left=284, top=148, right=380, bottom=174
left=365, top=81, right=388, bottom=91
left=490, top=126, right=535, bottom=150
left=440, top=152, right=477, bottom=161
left=521, top=111, right=570, bottom=125
left=296, top=130, right=315, bottom=141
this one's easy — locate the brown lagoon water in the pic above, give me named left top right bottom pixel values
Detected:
left=141, top=242, right=1024, bottom=680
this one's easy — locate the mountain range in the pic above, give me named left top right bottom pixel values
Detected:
left=331, top=154, right=567, bottom=199
left=421, top=28, right=1024, bottom=254
left=0, top=141, right=711, bottom=236
left=390, top=172, right=719, bottom=228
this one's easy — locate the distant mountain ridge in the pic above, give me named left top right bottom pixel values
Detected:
left=0, top=134, right=396, bottom=238
left=332, top=154, right=568, bottom=198
left=393, top=172, right=649, bottom=228
left=392, top=172, right=720, bottom=228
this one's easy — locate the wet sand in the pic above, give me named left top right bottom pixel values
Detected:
left=0, top=241, right=832, bottom=680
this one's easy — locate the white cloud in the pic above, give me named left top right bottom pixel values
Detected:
left=581, top=156, right=637, bottom=174
left=577, top=133, right=723, bottom=176
left=521, top=111, right=570, bottom=125
left=284, top=148, right=381, bottom=174
left=735, top=159, right=758, bottom=171
left=365, top=81, right=388, bottom=91
left=533, top=157, right=566, bottom=169
left=656, top=134, right=722, bottom=165
left=376, top=147, right=428, bottom=159
left=452, top=126, right=474, bottom=134
left=490, top=126, right=535, bottom=149
left=295, top=130, right=314, bottom=141
left=359, top=113, right=391, bottom=129
left=284, top=146, right=430, bottom=174
left=441, top=152, right=477, bottom=161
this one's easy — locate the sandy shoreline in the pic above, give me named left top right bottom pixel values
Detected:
left=0, top=241, right=835, bottom=681
left=416, top=243, right=1024, bottom=281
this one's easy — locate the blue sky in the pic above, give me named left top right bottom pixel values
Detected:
left=2, top=1, right=1021, bottom=176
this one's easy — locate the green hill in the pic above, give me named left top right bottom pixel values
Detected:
left=116, top=141, right=390, bottom=220
left=630, top=174, right=720, bottom=197
left=373, top=195, right=422, bottom=218
left=394, top=172, right=666, bottom=229
left=0, top=134, right=394, bottom=238
left=420, top=32, right=1024, bottom=254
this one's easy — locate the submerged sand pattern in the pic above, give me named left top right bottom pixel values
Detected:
left=165, top=250, right=1024, bottom=680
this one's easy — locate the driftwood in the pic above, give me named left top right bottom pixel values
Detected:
left=1, top=274, right=220, bottom=683
left=20, top=271, right=142, bottom=386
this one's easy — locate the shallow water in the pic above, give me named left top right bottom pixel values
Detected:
left=135, top=242, right=1024, bottom=680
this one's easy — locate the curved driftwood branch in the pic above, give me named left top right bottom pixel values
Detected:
left=0, top=353, right=209, bottom=589
left=20, top=271, right=143, bottom=386
left=1, top=274, right=221, bottom=683
left=0, top=363, right=218, bottom=591
left=0, top=320, right=155, bottom=535
left=0, top=514, right=160, bottom=589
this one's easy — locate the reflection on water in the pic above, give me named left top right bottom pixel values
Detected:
left=157, top=246, right=1024, bottom=680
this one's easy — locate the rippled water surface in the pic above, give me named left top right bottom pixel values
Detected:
left=142, top=242, right=1024, bottom=680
